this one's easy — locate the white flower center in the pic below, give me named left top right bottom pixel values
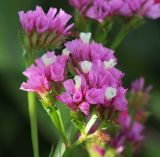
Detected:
left=79, top=61, right=92, bottom=73
left=74, top=75, right=81, bottom=89
left=105, top=87, right=117, bottom=100
left=104, top=59, right=117, bottom=69
left=42, top=54, right=56, bottom=66
left=62, top=48, right=70, bottom=56
left=80, top=32, right=91, bottom=44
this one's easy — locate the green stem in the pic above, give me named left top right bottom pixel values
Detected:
left=51, top=123, right=78, bottom=157
left=40, top=100, right=69, bottom=147
left=110, top=17, right=144, bottom=50
left=28, top=92, right=39, bottom=157
left=110, top=24, right=127, bottom=50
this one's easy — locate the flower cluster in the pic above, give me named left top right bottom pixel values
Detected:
left=18, top=2, right=155, bottom=157
left=20, top=51, right=68, bottom=96
left=20, top=32, right=127, bottom=117
left=111, top=111, right=144, bottom=153
left=19, top=6, right=74, bottom=49
left=69, top=0, right=160, bottom=22
left=59, top=33, right=127, bottom=116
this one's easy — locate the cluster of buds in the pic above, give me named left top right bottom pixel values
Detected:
left=69, top=0, right=160, bottom=22
left=19, top=6, right=74, bottom=51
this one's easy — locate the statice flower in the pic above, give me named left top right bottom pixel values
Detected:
left=119, top=0, right=160, bottom=19
left=86, top=0, right=111, bottom=22
left=69, top=0, right=92, bottom=13
left=19, top=6, right=74, bottom=49
left=59, top=33, right=127, bottom=116
left=20, top=51, right=68, bottom=95
left=111, top=111, right=144, bottom=153
left=68, top=0, right=160, bottom=22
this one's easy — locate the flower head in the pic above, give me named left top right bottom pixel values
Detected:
left=20, top=51, right=68, bottom=95
left=59, top=35, right=127, bottom=115
left=19, top=6, right=74, bottom=50
left=69, top=0, right=160, bottom=22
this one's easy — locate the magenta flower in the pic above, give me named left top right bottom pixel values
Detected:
left=65, top=35, right=115, bottom=64
left=118, top=111, right=144, bottom=143
left=59, top=75, right=90, bottom=115
left=131, top=77, right=152, bottom=93
left=69, top=0, right=92, bottom=13
left=20, top=64, right=51, bottom=94
left=86, top=0, right=111, bottom=22
left=69, top=0, right=160, bottom=21
left=59, top=35, right=127, bottom=115
left=20, top=51, right=68, bottom=95
left=19, top=6, right=73, bottom=34
left=131, top=77, right=145, bottom=93
left=19, top=6, right=74, bottom=49
left=142, top=0, right=160, bottom=19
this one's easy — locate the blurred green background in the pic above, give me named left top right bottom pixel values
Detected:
left=0, top=0, right=160, bottom=156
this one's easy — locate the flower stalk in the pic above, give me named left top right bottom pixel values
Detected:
left=28, top=92, right=39, bottom=157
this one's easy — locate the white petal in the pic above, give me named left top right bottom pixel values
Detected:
left=62, top=48, right=70, bottom=56
left=79, top=61, right=92, bottom=73
left=74, top=75, right=81, bottom=89
left=104, top=58, right=117, bottom=69
left=105, top=87, right=117, bottom=100
left=80, top=32, right=91, bottom=44
left=42, top=54, right=56, bottom=66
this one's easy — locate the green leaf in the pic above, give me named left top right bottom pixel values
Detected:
left=70, top=111, right=86, bottom=134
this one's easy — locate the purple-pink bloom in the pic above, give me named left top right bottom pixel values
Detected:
left=131, top=77, right=145, bottom=93
left=19, top=6, right=73, bottom=35
left=131, top=77, right=152, bottom=93
left=20, top=51, right=68, bottom=95
left=60, top=37, right=127, bottom=114
left=69, top=0, right=92, bottom=13
left=65, top=38, right=115, bottom=64
left=142, top=0, right=160, bottom=19
left=118, top=111, right=144, bottom=143
left=86, top=0, right=111, bottom=22
left=59, top=76, right=90, bottom=115
left=113, top=87, right=128, bottom=111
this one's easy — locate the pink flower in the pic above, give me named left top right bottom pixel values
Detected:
left=131, top=77, right=152, bottom=93
left=113, top=87, right=128, bottom=111
left=131, top=77, right=145, bottom=93
left=65, top=37, right=115, bottom=64
left=20, top=51, right=68, bottom=95
left=118, top=111, right=144, bottom=142
left=19, top=6, right=74, bottom=35
left=86, top=0, right=111, bottom=22
left=69, top=0, right=92, bottom=13
left=20, top=64, right=50, bottom=94
left=59, top=75, right=90, bottom=115
left=60, top=36, right=127, bottom=114
left=142, top=0, right=160, bottom=19
left=69, top=0, right=160, bottom=20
